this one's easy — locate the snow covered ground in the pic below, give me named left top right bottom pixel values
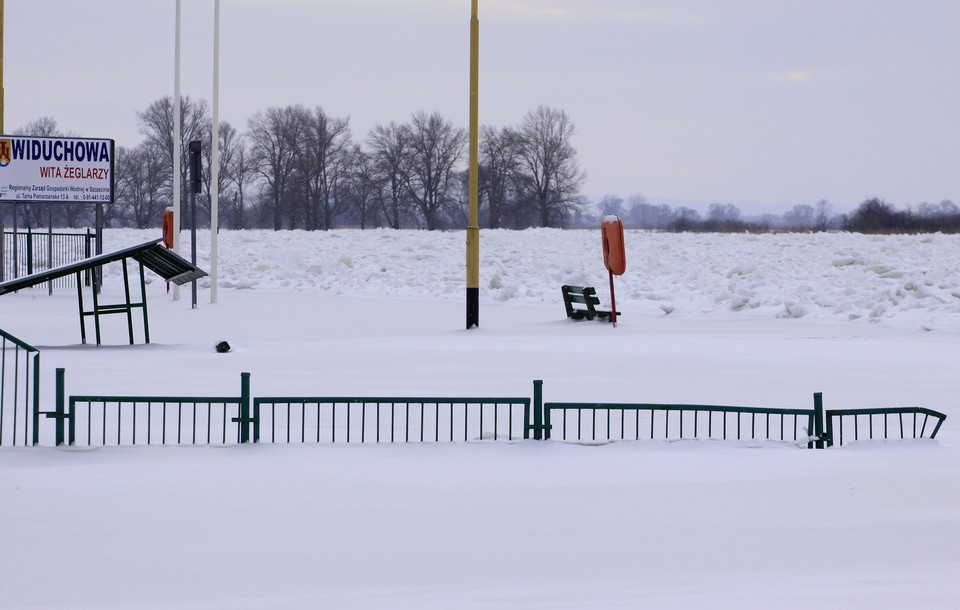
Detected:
left=1, top=228, right=959, bottom=609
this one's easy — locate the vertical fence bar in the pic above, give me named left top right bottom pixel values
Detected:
left=813, top=392, right=825, bottom=449
left=26, top=228, right=33, bottom=276
left=12, top=214, right=18, bottom=279
left=84, top=229, right=92, bottom=286
left=532, top=379, right=544, bottom=440
left=253, top=399, right=261, bottom=444
left=239, top=372, right=251, bottom=443
left=54, top=368, right=65, bottom=446
left=31, top=352, right=40, bottom=445
left=1, top=338, right=8, bottom=446
left=824, top=409, right=834, bottom=447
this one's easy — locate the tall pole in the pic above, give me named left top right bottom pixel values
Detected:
left=172, top=0, right=182, bottom=300
left=190, top=141, right=199, bottom=310
left=210, top=0, right=220, bottom=304
left=465, top=0, right=480, bottom=329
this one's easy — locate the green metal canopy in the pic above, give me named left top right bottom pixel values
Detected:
left=0, top=240, right=207, bottom=345
left=0, top=239, right=205, bottom=295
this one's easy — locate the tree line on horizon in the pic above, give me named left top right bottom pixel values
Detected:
left=2, top=102, right=957, bottom=235
left=582, top=195, right=960, bottom=234
left=2, top=98, right=587, bottom=232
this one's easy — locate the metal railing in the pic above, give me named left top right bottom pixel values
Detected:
left=253, top=395, right=530, bottom=444
left=825, top=407, right=946, bottom=447
left=53, top=372, right=251, bottom=447
left=542, top=402, right=820, bottom=446
left=1, top=228, right=96, bottom=287
left=0, top=329, right=41, bottom=446
left=38, top=372, right=948, bottom=449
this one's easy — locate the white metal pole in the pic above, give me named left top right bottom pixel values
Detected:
left=172, top=0, right=182, bottom=300
left=210, top=0, right=220, bottom=304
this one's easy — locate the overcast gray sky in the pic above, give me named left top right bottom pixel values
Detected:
left=5, top=0, right=958, bottom=212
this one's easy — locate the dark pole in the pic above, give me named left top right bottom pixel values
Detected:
left=95, top=203, right=102, bottom=293
left=189, top=140, right=201, bottom=309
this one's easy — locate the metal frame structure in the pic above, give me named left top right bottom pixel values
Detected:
left=0, top=328, right=39, bottom=446
left=0, top=239, right=206, bottom=345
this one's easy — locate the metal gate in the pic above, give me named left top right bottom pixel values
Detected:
left=0, top=329, right=40, bottom=446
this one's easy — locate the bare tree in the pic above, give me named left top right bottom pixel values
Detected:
left=598, top=194, right=625, bottom=218
left=115, top=144, right=168, bottom=229
left=14, top=116, right=60, bottom=137
left=137, top=96, right=210, bottom=214
left=11, top=118, right=66, bottom=227
left=915, top=199, right=958, bottom=218
left=814, top=199, right=832, bottom=232
left=707, top=203, right=741, bottom=223
left=783, top=204, right=815, bottom=229
left=367, top=121, right=412, bottom=229
left=222, top=132, right=258, bottom=229
left=342, top=145, right=380, bottom=229
left=286, top=106, right=353, bottom=230
left=404, top=111, right=467, bottom=230
left=515, top=106, right=586, bottom=227
left=626, top=195, right=676, bottom=229
left=199, top=120, right=247, bottom=228
left=479, top=125, right=522, bottom=229
left=248, top=106, right=298, bottom=230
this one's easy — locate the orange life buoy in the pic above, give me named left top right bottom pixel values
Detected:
left=601, top=215, right=626, bottom=276
left=161, top=208, right=174, bottom=249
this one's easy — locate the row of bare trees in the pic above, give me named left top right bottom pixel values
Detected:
left=3, top=99, right=587, bottom=231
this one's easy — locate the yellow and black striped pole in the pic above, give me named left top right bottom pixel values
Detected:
left=466, top=0, right=480, bottom=328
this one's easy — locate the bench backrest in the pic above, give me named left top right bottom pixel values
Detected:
left=561, top=285, right=601, bottom=318
left=562, top=285, right=599, bottom=304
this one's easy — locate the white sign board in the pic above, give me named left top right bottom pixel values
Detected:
left=0, top=135, right=115, bottom=204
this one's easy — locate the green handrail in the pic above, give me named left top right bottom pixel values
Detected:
left=0, top=328, right=41, bottom=446
left=825, top=406, right=946, bottom=447
left=542, top=400, right=819, bottom=445
left=253, top=395, right=530, bottom=443
left=23, top=373, right=950, bottom=450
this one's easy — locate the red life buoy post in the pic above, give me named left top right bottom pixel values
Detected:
left=601, top=215, right=626, bottom=326
left=162, top=207, right=175, bottom=293
left=162, top=207, right=175, bottom=249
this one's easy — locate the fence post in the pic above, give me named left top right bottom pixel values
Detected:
left=54, top=368, right=65, bottom=446
left=31, top=352, right=40, bottom=446
left=533, top=379, right=544, bottom=440
left=813, top=392, right=825, bottom=449
left=239, top=372, right=251, bottom=443
left=26, top=227, right=33, bottom=276
left=84, top=229, right=92, bottom=286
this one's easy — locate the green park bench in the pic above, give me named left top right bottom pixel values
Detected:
left=561, top=285, right=620, bottom=321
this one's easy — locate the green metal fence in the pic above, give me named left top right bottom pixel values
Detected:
left=542, top=402, right=821, bottom=447
left=52, top=370, right=529, bottom=447
left=1, top=228, right=96, bottom=287
left=0, top=328, right=41, bottom=446
left=253, top=395, right=531, bottom=444
left=40, top=372, right=948, bottom=449
left=52, top=371, right=251, bottom=447
left=825, top=407, right=946, bottom=447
